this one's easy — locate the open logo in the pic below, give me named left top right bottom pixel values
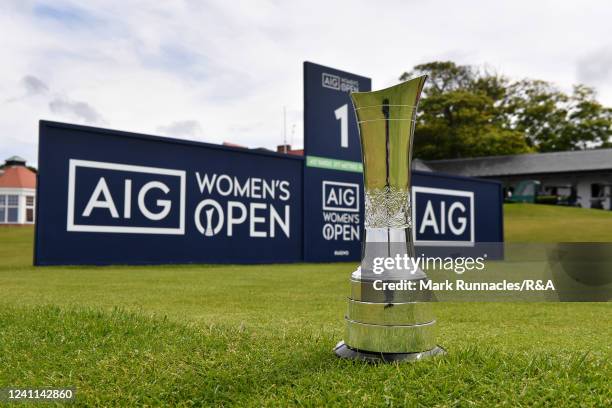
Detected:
left=67, top=159, right=186, bottom=234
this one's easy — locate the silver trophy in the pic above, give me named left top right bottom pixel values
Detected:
left=334, top=76, right=446, bottom=362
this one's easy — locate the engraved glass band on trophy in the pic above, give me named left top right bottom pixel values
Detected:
left=334, top=75, right=446, bottom=362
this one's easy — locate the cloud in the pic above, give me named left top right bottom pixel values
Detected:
left=2, top=0, right=612, bottom=166
left=157, top=120, right=203, bottom=138
left=22, top=75, right=49, bottom=95
left=33, top=3, right=104, bottom=29
left=49, top=97, right=103, bottom=124
left=7, top=74, right=103, bottom=125
left=577, top=46, right=612, bottom=85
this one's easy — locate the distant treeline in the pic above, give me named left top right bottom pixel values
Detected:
left=402, top=61, right=612, bottom=159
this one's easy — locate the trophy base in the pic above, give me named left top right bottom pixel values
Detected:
left=333, top=341, right=446, bottom=363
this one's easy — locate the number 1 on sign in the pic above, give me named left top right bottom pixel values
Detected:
left=334, top=104, right=348, bottom=148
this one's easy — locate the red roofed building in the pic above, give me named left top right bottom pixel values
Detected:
left=0, top=156, right=37, bottom=224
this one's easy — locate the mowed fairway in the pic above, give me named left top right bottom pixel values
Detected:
left=0, top=204, right=610, bottom=406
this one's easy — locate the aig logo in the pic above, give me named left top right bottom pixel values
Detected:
left=67, top=160, right=186, bottom=234
left=412, top=186, right=474, bottom=246
left=322, top=73, right=340, bottom=90
left=322, top=181, right=359, bottom=212
left=322, top=72, right=360, bottom=92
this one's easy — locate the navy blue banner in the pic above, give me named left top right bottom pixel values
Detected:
left=303, top=61, right=371, bottom=262
left=34, top=64, right=503, bottom=266
left=35, top=121, right=304, bottom=265
left=412, top=171, right=504, bottom=253
left=302, top=62, right=503, bottom=263
left=302, top=168, right=364, bottom=261
left=303, top=61, right=371, bottom=161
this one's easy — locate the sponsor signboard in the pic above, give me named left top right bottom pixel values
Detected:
left=302, top=62, right=503, bottom=262
left=34, top=62, right=503, bottom=266
left=35, top=121, right=303, bottom=265
left=303, top=61, right=371, bottom=262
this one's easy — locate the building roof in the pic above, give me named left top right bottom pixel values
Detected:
left=222, top=141, right=244, bottom=148
left=412, top=159, right=432, bottom=172
left=0, top=165, right=36, bottom=189
left=6, top=155, right=26, bottom=164
left=425, top=148, right=612, bottom=177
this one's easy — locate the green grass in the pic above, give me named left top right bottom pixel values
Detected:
left=0, top=204, right=610, bottom=406
left=504, top=203, right=612, bottom=242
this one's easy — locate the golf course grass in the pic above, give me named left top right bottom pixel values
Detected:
left=0, top=204, right=610, bottom=406
left=504, top=203, right=612, bottom=242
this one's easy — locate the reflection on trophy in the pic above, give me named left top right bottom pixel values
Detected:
left=334, top=75, right=446, bottom=362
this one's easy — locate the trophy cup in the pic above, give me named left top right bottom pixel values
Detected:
left=334, top=75, right=446, bottom=362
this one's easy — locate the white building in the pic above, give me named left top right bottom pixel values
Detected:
left=422, top=149, right=612, bottom=210
left=0, top=156, right=37, bottom=224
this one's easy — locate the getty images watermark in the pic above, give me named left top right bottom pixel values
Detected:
left=373, top=254, right=487, bottom=275
left=0, top=387, right=75, bottom=403
left=369, top=254, right=556, bottom=293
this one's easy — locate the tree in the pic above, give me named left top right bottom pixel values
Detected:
left=401, top=61, right=612, bottom=159
left=400, top=61, right=474, bottom=95
left=505, top=79, right=568, bottom=151
left=564, top=85, right=612, bottom=149
left=401, top=61, right=531, bottom=159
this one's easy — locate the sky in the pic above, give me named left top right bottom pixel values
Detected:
left=2, top=0, right=612, bottom=165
